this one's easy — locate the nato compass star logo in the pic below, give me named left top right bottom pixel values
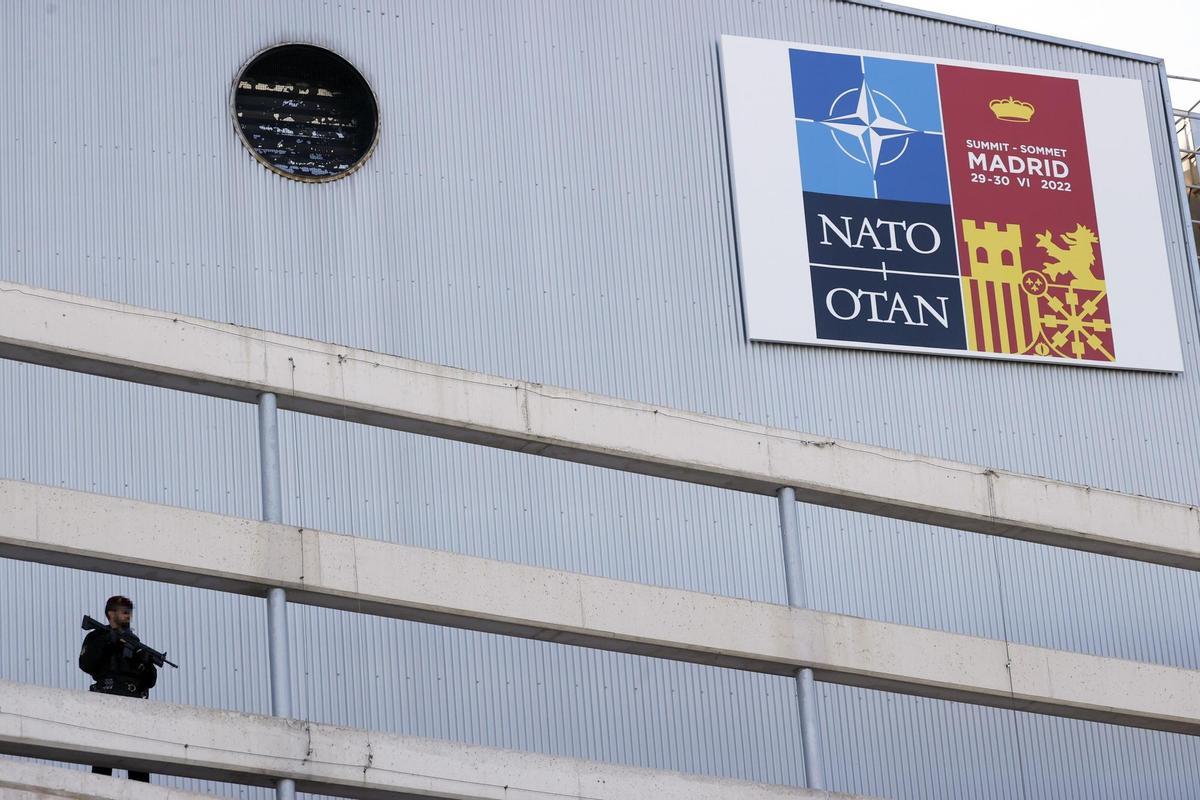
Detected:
left=790, top=49, right=949, bottom=203
left=820, top=80, right=916, bottom=172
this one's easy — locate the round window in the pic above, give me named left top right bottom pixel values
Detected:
left=232, top=44, right=379, bottom=182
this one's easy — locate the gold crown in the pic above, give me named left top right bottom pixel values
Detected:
left=989, top=96, right=1035, bottom=122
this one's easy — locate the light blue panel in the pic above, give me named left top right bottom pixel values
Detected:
left=796, top=119, right=877, bottom=198
left=863, top=56, right=944, bottom=132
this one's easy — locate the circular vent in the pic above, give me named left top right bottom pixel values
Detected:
left=233, top=44, right=379, bottom=182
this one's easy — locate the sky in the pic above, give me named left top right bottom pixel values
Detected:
left=906, top=0, right=1200, bottom=110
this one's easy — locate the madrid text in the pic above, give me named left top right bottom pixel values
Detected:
left=964, top=140, right=1072, bottom=191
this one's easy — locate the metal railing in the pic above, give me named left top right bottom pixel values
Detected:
left=1168, top=74, right=1200, bottom=257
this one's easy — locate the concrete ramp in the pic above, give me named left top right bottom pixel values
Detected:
left=0, top=760, right=218, bottom=799
left=0, top=681, right=869, bottom=800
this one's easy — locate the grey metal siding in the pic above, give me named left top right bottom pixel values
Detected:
left=2, top=1, right=1200, bottom=798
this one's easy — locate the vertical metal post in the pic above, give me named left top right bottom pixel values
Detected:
left=258, top=392, right=296, bottom=800
left=777, top=487, right=825, bottom=791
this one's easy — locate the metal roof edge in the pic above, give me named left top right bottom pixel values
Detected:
left=836, top=0, right=1164, bottom=65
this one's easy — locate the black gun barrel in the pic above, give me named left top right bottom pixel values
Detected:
left=80, top=615, right=179, bottom=668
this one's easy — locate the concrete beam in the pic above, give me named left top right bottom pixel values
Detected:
left=4, top=479, right=1200, bottom=735
left=0, top=761, right=218, bottom=800
left=0, top=281, right=1196, bottom=570
left=0, top=681, right=867, bottom=800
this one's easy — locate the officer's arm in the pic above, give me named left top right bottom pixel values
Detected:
left=78, top=630, right=110, bottom=674
left=141, top=659, right=158, bottom=690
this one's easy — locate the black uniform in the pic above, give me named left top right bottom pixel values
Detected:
left=78, top=625, right=157, bottom=782
left=79, top=626, right=158, bottom=696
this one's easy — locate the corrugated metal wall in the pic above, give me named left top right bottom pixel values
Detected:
left=2, top=1, right=1199, bottom=798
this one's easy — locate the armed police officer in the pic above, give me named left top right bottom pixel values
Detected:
left=78, top=595, right=157, bottom=782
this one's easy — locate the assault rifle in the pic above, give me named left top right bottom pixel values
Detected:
left=81, top=615, right=179, bottom=669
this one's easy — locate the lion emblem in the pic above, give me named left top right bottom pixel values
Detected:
left=1034, top=224, right=1103, bottom=291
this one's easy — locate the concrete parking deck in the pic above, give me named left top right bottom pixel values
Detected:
left=0, top=280, right=1196, bottom=570
left=0, top=761, right=218, bottom=800
left=0, top=681, right=869, bottom=800
left=3, top=479, right=1199, bottom=734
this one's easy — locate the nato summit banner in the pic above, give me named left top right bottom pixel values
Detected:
left=721, top=35, right=1183, bottom=371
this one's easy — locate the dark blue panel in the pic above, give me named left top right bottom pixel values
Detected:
left=803, top=192, right=959, bottom=276
left=875, top=134, right=952, bottom=205
left=810, top=265, right=968, bottom=349
left=790, top=49, right=863, bottom=121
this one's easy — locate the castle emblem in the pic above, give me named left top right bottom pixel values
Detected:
left=960, top=221, right=1038, bottom=354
